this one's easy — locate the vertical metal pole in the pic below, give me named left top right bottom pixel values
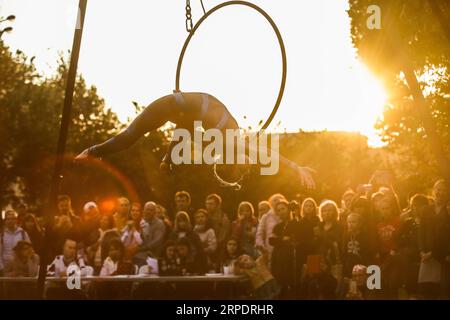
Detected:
left=37, top=0, right=88, bottom=298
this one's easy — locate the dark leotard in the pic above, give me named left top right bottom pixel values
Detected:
left=88, top=92, right=238, bottom=157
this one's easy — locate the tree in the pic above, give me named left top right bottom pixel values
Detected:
left=0, top=40, right=123, bottom=207
left=348, top=0, right=450, bottom=185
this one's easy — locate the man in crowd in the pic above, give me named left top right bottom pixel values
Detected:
left=46, top=238, right=87, bottom=299
left=0, top=210, right=31, bottom=275
left=47, top=238, right=87, bottom=277
left=134, top=202, right=166, bottom=265
left=114, top=197, right=131, bottom=232
left=174, top=191, right=195, bottom=220
left=56, top=195, right=81, bottom=226
left=205, top=194, right=230, bottom=249
left=418, top=179, right=449, bottom=298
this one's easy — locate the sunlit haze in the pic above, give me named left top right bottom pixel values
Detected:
left=0, top=0, right=388, bottom=146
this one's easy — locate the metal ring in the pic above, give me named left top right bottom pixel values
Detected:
left=175, top=0, right=287, bottom=132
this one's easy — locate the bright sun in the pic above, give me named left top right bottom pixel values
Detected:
left=350, top=62, right=388, bottom=147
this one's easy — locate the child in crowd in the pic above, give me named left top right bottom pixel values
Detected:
left=301, top=255, right=338, bottom=300
left=158, top=240, right=182, bottom=276
left=341, top=213, right=373, bottom=278
left=100, top=239, right=135, bottom=276
left=218, top=237, right=242, bottom=274
left=341, top=264, right=376, bottom=300
left=234, top=247, right=281, bottom=300
left=176, top=238, right=206, bottom=275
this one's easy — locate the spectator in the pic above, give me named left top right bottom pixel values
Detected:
left=301, top=255, right=337, bottom=300
left=419, top=180, right=450, bottom=299
left=130, top=202, right=145, bottom=232
left=100, top=238, right=135, bottom=276
left=169, top=211, right=204, bottom=258
left=98, top=238, right=135, bottom=299
left=50, top=215, right=77, bottom=258
left=397, top=194, right=429, bottom=297
left=376, top=196, right=402, bottom=298
left=14, top=202, right=28, bottom=226
left=257, top=201, right=271, bottom=220
left=193, top=209, right=217, bottom=267
left=205, top=194, right=231, bottom=248
left=255, top=194, right=284, bottom=263
left=218, top=237, right=242, bottom=274
left=121, top=220, right=143, bottom=263
left=47, top=238, right=87, bottom=277
left=85, top=214, right=119, bottom=273
left=158, top=240, right=182, bottom=276
left=156, top=204, right=173, bottom=237
left=341, top=264, right=370, bottom=300
left=134, top=202, right=166, bottom=265
left=114, top=197, right=131, bottom=232
left=0, top=209, right=31, bottom=273
left=339, top=189, right=355, bottom=225
left=176, top=237, right=206, bottom=275
left=232, top=202, right=258, bottom=258
left=289, top=200, right=301, bottom=221
left=81, top=201, right=100, bottom=241
left=21, top=213, right=44, bottom=255
left=234, top=247, right=281, bottom=299
left=270, top=200, right=299, bottom=297
left=174, top=191, right=194, bottom=220
left=4, top=241, right=39, bottom=277
left=341, top=213, right=373, bottom=278
left=317, top=200, right=343, bottom=281
left=56, top=195, right=81, bottom=231
left=298, top=198, right=321, bottom=258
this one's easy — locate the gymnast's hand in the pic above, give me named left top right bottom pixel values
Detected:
left=297, top=166, right=316, bottom=190
left=74, top=148, right=91, bottom=162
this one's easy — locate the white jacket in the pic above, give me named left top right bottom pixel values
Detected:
left=255, top=209, right=280, bottom=250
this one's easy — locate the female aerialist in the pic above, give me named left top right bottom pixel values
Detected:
left=75, top=91, right=315, bottom=189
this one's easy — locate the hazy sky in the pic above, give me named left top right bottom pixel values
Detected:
left=0, top=0, right=387, bottom=146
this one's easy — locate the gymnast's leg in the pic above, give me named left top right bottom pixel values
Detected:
left=75, top=95, right=175, bottom=160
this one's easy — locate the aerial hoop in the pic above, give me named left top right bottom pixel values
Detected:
left=175, top=1, right=288, bottom=190
left=175, top=0, right=287, bottom=132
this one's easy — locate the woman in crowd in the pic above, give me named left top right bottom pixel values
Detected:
left=375, top=195, right=402, bottom=298
left=156, top=204, right=173, bottom=236
left=339, top=189, right=355, bottom=226
left=317, top=200, right=343, bottom=281
left=169, top=211, right=208, bottom=273
left=232, top=201, right=258, bottom=258
left=193, top=209, right=217, bottom=269
left=270, top=200, right=300, bottom=298
left=257, top=201, right=271, bottom=220
left=297, top=198, right=321, bottom=267
left=85, top=214, right=120, bottom=274
left=255, top=194, right=285, bottom=263
left=21, top=213, right=45, bottom=254
left=130, top=202, right=145, bottom=232
left=121, top=219, right=143, bottom=263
